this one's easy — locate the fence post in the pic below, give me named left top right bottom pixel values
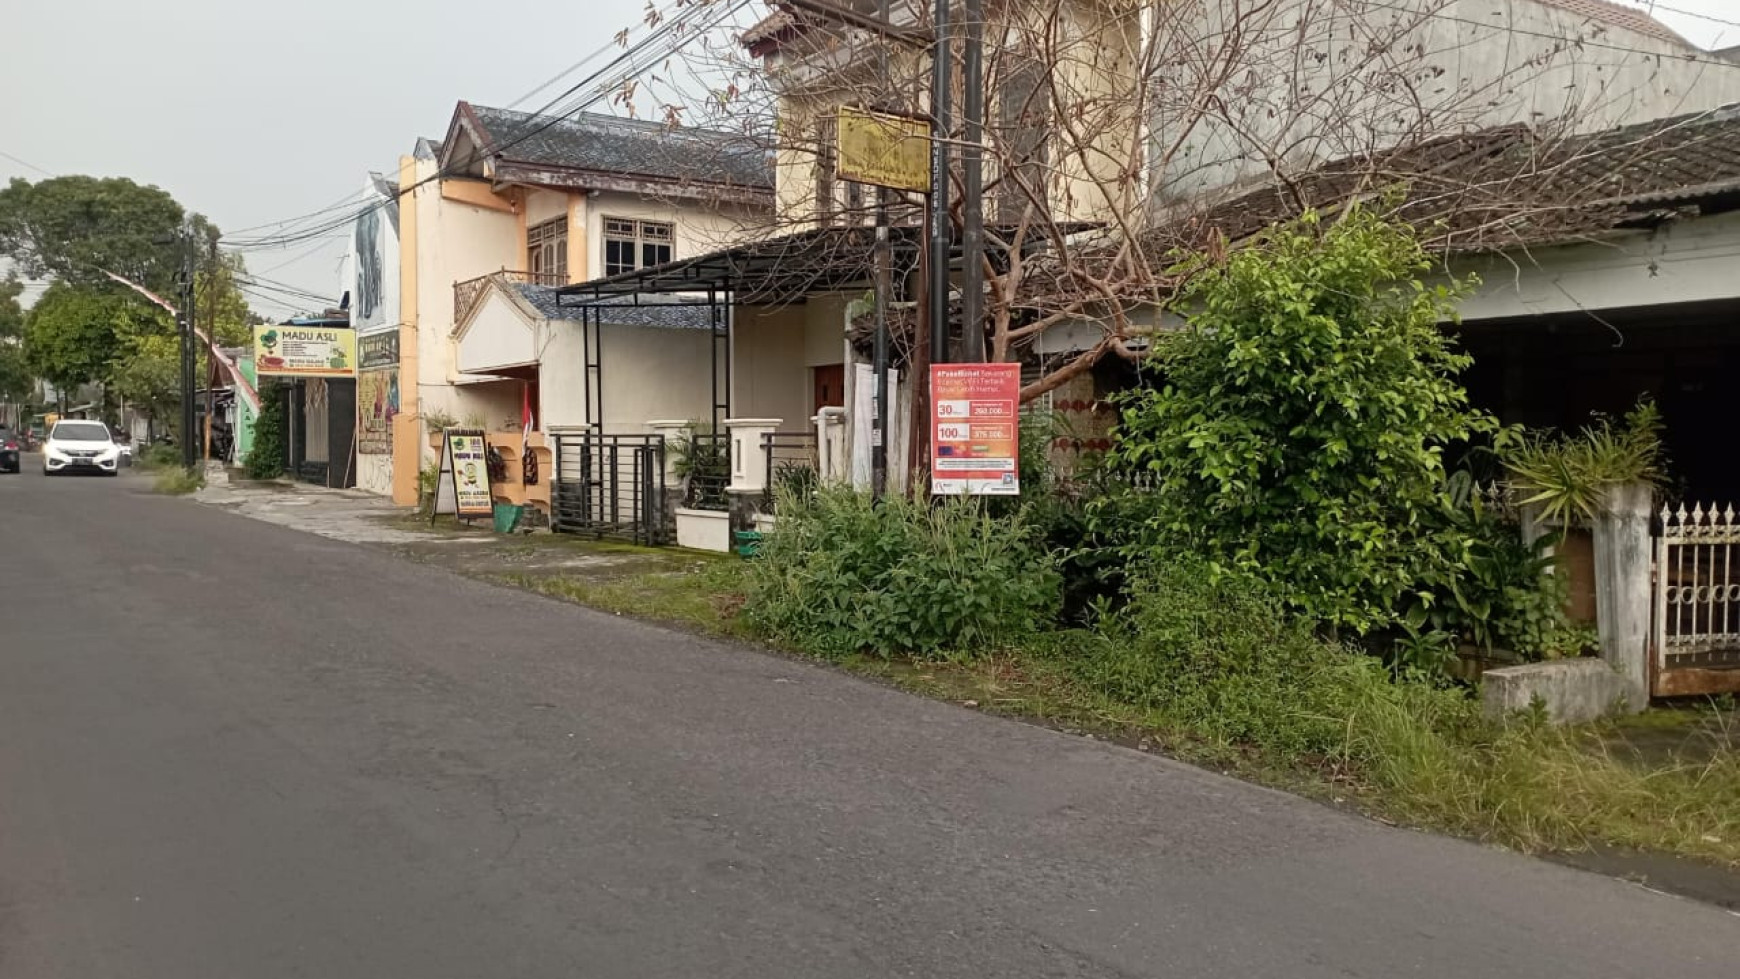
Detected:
left=814, top=407, right=848, bottom=484
left=724, top=418, right=781, bottom=494
left=647, top=421, right=690, bottom=481
left=1592, top=482, right=1654, bottom=711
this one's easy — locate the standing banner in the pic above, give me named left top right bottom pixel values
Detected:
left=431, top=428, right=493, bottom=523
left=930, top=363, right=1021, bottom=496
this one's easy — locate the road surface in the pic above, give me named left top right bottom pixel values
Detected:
left=1, top=465, right=1734, bottom=977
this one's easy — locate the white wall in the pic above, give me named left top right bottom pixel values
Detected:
left=1452, top=210, right=1740, bottom=321
left=732, top=304, right=809, bottom=426
left=583, top=191, right=758, bottom=279
left=357, top=453, right=393, bottom=495
left=1154, top=0, right=1740, bottom=204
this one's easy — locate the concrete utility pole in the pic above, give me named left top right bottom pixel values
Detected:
left=961, top=0, right=985, bottom=362
left=871, top=0, right=894, bottom=500
left=927, top=0, right=952, bottom=368
left=179, top=233, right=197, bottom=471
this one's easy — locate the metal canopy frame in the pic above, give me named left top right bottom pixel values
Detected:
left=553, top=224, right=1085, bottom=432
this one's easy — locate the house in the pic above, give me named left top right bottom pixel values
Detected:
left=371, top=102, right=775, bottom=519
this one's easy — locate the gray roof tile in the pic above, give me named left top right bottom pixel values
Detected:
left=467, top=103, right=772, bottom=190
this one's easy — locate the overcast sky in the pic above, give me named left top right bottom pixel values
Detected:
left=1, top=0, right=1736, bottom=315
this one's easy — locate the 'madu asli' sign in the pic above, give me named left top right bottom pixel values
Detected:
left=254, top=325, right=356, bottom=378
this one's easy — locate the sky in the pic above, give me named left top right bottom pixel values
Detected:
left=1, top=0, right=1737, bottom=316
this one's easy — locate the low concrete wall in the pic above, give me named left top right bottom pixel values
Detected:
left=1481, top=659, right=1631, bottom=725
left=675, top=508, right=731, bottom=553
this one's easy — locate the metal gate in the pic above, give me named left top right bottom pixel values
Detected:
left=551, top=431, right=669, bottom=545
left=1653, top=503, right=1740, bottom=696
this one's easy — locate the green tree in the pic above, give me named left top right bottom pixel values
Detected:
left=24, top=282, right=168, bottom=392
left=0, top=176, right=187, bottom=293
left=110, top=333, right=182, bottom=435
left=0, top=275, right=30, bottom=406
left=1107, top=209, right=1494, bottom=634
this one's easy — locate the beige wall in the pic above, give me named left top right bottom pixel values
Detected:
left=802, top=295, right=849, bottom=368
left=583, top=191, right=757, bottom=278
left=732, top=304, right=810, bottom=426
left=410, top=162, right=521, bottom=459
left=598, top=324, right=717, bottom=430
left=525, top=188, right=568, bottom=228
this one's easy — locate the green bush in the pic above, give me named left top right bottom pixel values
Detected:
left=744, top=488, right=1061, bottom=658
left=1107, top=208, right=1496, bottom=634
left=153, top=466, right=205, bottom=495
left=1069, top=555, right=1475, bottom=761
left=139, top=442, right=180, bottom=470
left=244, top=381, right=287, bottom=480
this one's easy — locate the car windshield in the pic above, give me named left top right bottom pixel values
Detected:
left=52, top=422, right=110, bottom=442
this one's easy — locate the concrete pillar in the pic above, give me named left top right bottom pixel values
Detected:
left=815, top=407, right=848, bottom=484
left=1591, top=482, right=1654, bottom=711
left=724, top=418, right=781, bottom=494
left=646, top=419, right=691, bottom=484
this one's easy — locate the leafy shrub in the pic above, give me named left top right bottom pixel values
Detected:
left=243, top=380, right=287, bottom=480
left=1505, top=401, right=1665, bottom=525
left=139, top=442, right=180, bottom=470
left=744, top=488, right=1061, bottom=658
left=1107, top=208, right=1495, bottom=634
left=153, top=466, right=205, bottom=495
left=1406, top=490, right=1596, bottom=663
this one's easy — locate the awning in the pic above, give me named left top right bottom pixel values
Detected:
left=554, top=222, right=1093, bottom=308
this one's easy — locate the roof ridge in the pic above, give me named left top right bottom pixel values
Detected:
left=1531, top=0, right=1695, bottom=49
left=468, top=102, right=753, bottom=144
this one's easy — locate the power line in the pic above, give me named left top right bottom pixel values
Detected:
left=1637, top=3, right=1740, bottom=32
left=0, top=149, right=55, bottom=177
left=223, top=0, right=756, bottom=252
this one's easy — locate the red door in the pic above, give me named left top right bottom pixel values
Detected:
left=813, top=364, right=845, bottom=412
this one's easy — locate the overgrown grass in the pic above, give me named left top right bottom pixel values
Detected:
left=136, top=443, right=181, bottom=471
left=153, top=466, right=205, bottom=495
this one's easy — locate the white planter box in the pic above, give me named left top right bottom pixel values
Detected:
left=753, top=514, right=778, bottom=533
left=675, top=507, right=732, bottom=553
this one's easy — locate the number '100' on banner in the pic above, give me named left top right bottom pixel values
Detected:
left=930, top=363, right=1021, bottom=496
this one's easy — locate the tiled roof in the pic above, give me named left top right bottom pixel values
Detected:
left=462, top=103, right=773, bottom=191
left=1156, top=105, right=1740, bottom=254
left=1536, top=0, right=1692, bottom=48
left=514, top=283, right=716, bottom=330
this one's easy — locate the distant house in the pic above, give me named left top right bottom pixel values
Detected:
left=361, top=102, right=773, bottom=517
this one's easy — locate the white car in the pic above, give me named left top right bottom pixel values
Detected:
left=43, top=420, right=123, bottom=477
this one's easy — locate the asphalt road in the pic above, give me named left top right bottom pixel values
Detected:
left=1, top=464, right=1735, bottom=978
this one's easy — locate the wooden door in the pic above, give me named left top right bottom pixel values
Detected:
left=813, top=364, right=845, bottom=412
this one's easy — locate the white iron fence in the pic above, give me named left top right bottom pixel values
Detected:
left=1653, top=503, right=1740, bottom=676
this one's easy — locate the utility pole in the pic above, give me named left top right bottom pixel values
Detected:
left=927, top=0, right=952, bottom=368
left=204, top=238, right=218, bottom=464
left=871, top=0, right=894, bottom=500
left=961, top=0, right=986, bottom=362
left=178, top=232, right=197, bottom=471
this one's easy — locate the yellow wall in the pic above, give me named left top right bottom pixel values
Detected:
left=391, top=154, right=422, bottom=506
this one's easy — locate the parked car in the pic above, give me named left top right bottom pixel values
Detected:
left=0, top=426, right=19, bottom=474
left=42, top=420, right=123, bottom=476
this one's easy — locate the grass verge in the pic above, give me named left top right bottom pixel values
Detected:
left=491, top=551, right=1740, bottom=870
left=153, top=467, right=206, bottom=495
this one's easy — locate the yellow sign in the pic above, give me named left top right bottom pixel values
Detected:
left=836, top=107, right=930, bottom=194
left=254, top=325, right=356, bottom=378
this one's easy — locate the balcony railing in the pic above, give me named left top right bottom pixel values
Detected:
left=454, top=270, right=569, bottom=326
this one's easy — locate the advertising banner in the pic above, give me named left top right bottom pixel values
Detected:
left=254, top=325, right=356, bottom=378
left=358, top=331, right=400, bottom=370
left=357, top=369, right=398, bottom=454
left=930, top=363, right=1021, bottom=496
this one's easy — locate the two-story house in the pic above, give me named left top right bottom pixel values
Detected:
left=369, top=102, right=773, bottom=514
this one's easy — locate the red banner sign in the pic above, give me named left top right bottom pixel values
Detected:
left=930, top=363, right=1021, bottom=496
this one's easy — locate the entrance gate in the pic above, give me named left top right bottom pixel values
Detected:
left=550, top=431, right=669, bottom=546
left=1652, top=503, right=1740, bottom=696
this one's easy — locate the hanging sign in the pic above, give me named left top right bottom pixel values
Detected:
left=930, top=363, right=1021, bottom=496
left=254, top=325, right=356, bottom=377
left=431, top=428, right=493, bottom=522
left=836, top=106, right=931, bottom=193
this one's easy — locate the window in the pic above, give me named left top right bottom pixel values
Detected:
left=603, top=218, right=674, bottom=276
left=527, top=217, right=568, bottom=283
